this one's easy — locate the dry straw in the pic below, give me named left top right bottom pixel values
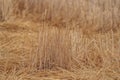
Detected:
left=0, top=0, right=120, bottom=76
left=0, top=0, right=120, bottom=30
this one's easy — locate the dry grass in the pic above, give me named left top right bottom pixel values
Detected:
left=0, top=0, right=120, bottom=80
left=0, top=0, right=120, bottom=32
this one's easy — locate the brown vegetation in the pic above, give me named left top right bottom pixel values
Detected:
left=0, top=0, right=120, bottom=80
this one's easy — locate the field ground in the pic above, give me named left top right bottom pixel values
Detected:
left=0, top=0, right=120, bottom=80
left=0, top=21, right=120, bottom=80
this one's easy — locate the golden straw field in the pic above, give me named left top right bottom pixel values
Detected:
left=0, top=0, right=120, bottom=80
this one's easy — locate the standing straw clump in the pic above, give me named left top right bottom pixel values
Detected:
left=37, top=27, right=72, bottom=69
